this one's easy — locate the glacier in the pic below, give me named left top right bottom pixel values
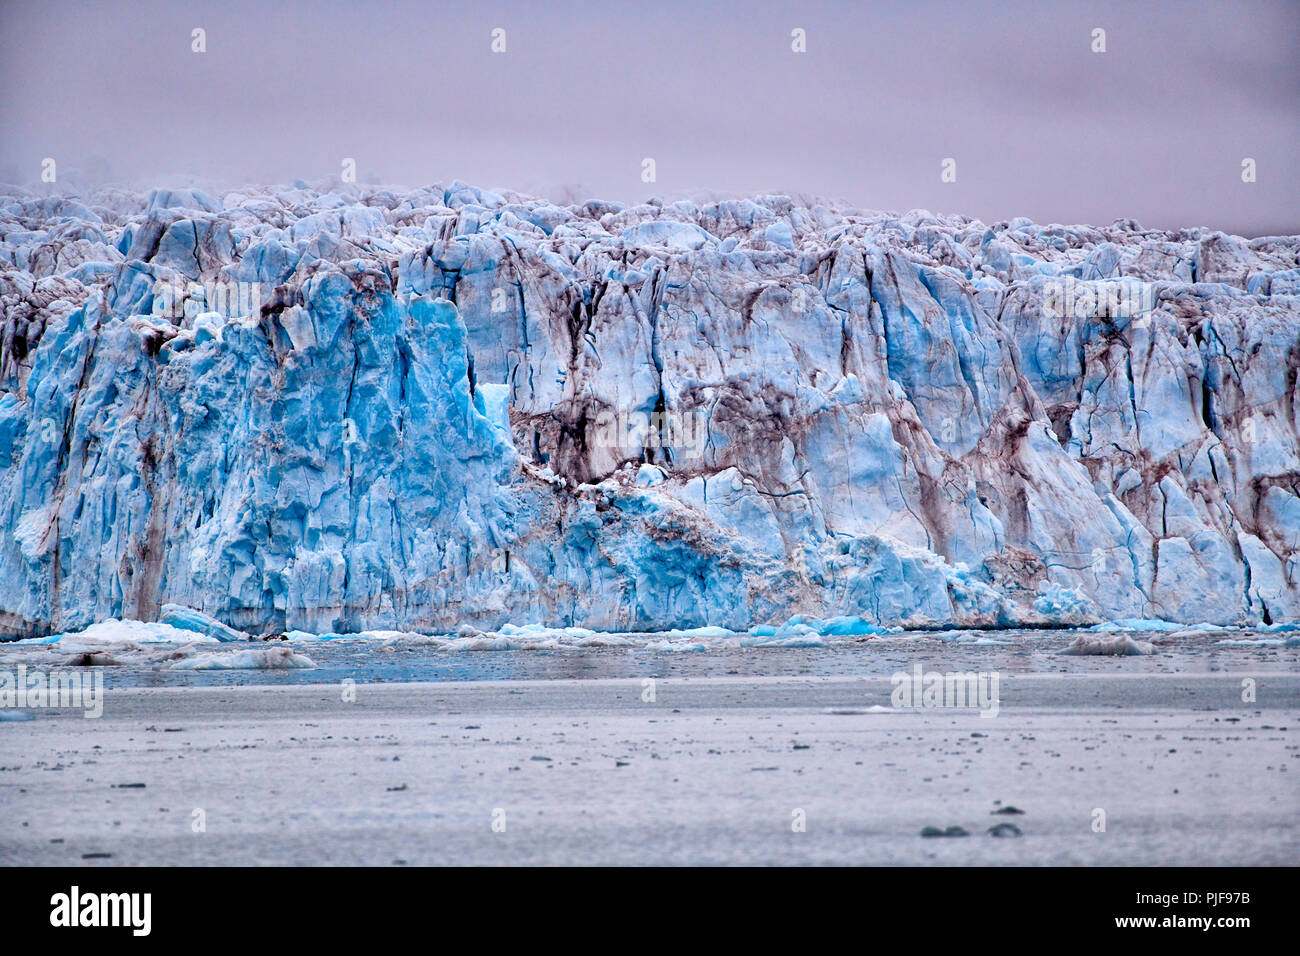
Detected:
left=1, top=179, right=1298, bottom=639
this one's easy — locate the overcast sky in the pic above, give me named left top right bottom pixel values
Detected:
left=2, top=0, right=1296, bottom=235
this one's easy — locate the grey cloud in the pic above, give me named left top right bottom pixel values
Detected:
left=1, top=0, right=1295, bottom=235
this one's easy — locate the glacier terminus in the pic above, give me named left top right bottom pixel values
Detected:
left=2, top=180, right=1299, bottom=639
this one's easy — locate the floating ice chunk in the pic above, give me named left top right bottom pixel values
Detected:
left=361, top=629, right=439, bottom=642
left=46, top=620, right=218, bottom=645
left=1060, top=634, right=1156, bottom=656
left=764, top=615, right=822, bottom=640
left=170, top=647, right=317, bottom=669
left=566, top=632, right=636, bottom=647
left=159, top=604, right=248, bottom=643
left=1091, top=619, right=1183, bottom=633
left=64, top=651, right=121, bottom=666
left=382, top=634, right=453, bottom=648
left=498, top=622, right=600, bottom=640
left=818, top=616, right=887, bottom=637
left=948, top=633, right=1013, bottom=645
left=443, top=635, right=533, bottom=651
left=644, top=640, right=708, bottom=652
left=284, top=630, right=361, bottom=642
left=658, top=625, right=733, bottom=639
left=741, top=633, right=825, bottom=648
left=1216, top=636, right=1300, bottom=647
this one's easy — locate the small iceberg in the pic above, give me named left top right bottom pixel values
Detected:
left=1216, top=636, right=1300, bottom=647
left=740, top=613, right=895, bottom=646
left=1091, top=619, right=1182, bottom=633
left=32, top=620, right=219, bottom=646
left=653, top=625, right=734, bottom=640
left=644, top=640, right=708, bottom=653
left=1060, top=634, right=1155, bottom=656
left=159, top=604, right=248, bottom=643
left=818, top=616, right=888, bottom=637
left=741, top=633, right=826, bottom=648
left=169, top=647, right=318, bottom=670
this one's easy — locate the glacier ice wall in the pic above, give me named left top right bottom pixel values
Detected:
left=1, top=181, right=1299, bottom=637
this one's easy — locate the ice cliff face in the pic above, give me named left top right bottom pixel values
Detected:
left=2, top=180, right=1299, bottom=637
